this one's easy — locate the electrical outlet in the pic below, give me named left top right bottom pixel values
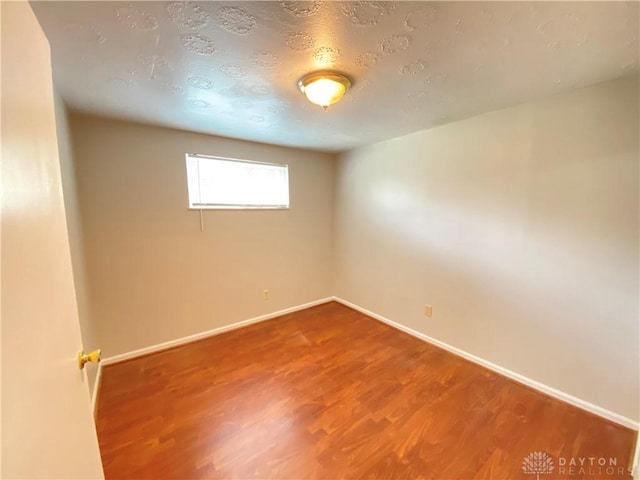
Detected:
left=263, top=289, right=269, bottom=300
left=424, top=305, right=433, bottom=318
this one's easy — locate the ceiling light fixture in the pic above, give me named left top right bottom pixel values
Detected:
left=297, top=71, right=352, bottom=110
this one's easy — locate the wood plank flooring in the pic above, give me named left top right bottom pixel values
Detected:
left=96, top=301, right=637, bottom=479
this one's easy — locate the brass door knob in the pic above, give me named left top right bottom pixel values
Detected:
left=78, top=349, right=101, bottom=370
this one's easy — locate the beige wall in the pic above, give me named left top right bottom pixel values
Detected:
left=54, top=94, right=100, bottom=392
left=70, top=115, right=335, bottom=356
left=334, top=75, right=639, bottom=421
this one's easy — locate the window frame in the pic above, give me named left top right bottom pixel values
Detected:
left=185, top=153, right=290, bottom=210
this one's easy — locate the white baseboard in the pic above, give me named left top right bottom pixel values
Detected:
left=91, top=362, right=102, bottom=419
left=100, top=297, right=334, bottom=366
left=332, top=296, right=640, bottom=432
left=633, top=435, right=640, bottom=479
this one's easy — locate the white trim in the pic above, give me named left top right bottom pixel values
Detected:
left=332, top=296, right=640, bottom=431
left=91, top=362, right=102, bottom=419
left=100, top=298, right=334, bottom=366
left=633, top=434, right=640, bottom=480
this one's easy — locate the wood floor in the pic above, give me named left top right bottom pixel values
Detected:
left=96, top=301, right=636, bottom=479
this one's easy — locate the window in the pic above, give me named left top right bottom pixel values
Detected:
left=186, top=154, right=289, bottom=209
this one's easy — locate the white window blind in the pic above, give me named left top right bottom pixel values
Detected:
left=186, top=154, right=289, bottom=209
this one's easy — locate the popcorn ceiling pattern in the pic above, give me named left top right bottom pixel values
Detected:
left=167, top=2, right=209, bottom=29
left=341, top=2, right=393, bottom=27
left=216, top=6, right=256, bottom=35
left=404, top=7, right=439, bottom=31
left=189, top=99, right=210, bottom=108
left=116, top=5, right=158, bottom=31
left=250, top=85, right=271, bottom=96
left=33, top=1, right=639, bottom=153
left=187, top=75, right=214, bottom=90
left=181, top=33, right=216, bottom=55
left=159, top=83, right=184, bottom=95
left=220, top=63, right=247, bottom=79
left=252, top=51, right=278, bottom=67
left=280, top=1, right=320, bottom=17
left=381, top=34, right=411, bottom=54
left=314, top=46, right=342, bottom=65
left=285, top=32, right=315, bottom=52
left=354, top=52, right=381, bottom=69
left=401, top=60, right=425, bottom=76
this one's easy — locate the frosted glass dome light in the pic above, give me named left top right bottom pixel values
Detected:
left=297, top=71, right=352, bottom=110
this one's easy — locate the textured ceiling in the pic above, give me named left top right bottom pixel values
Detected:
left=32, top=1, right=639, bottom=153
